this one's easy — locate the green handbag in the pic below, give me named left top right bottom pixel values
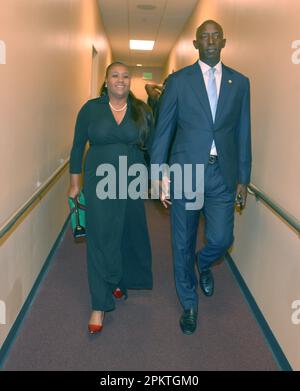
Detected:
left=68, top=191, right=86, bottom=239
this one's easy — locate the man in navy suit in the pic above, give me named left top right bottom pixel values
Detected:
left=150, top=20, right=251, bottom=334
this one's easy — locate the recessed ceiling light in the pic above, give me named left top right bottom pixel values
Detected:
left=136, top=64, right=143, bottom=67
left=137, top=4, right=156, bottom=10
left=130, top=40, right=155, bottom=51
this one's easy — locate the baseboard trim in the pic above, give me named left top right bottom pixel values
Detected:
left=0, top=215, right=70, bottom=369
left=225, top=253, right=293, bottom=371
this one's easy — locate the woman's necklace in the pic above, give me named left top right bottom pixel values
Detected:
left=109, top=102, right=127, bottom=112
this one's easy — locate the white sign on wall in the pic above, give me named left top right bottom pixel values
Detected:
left=0, top=40, right=6, bottom=64
left=291, top=40, right=300, bottom=64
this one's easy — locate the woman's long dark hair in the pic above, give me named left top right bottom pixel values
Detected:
left=100, top=62, right=153, bottom=150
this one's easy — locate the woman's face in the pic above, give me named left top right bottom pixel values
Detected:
left=106, top=64, right=131, bottom=99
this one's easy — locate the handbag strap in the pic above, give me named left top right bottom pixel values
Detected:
left=77, top=202, right=86, bottom=211
left=76, top=194, right=86, bottom=211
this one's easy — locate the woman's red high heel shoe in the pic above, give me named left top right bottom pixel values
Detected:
left=88, top=311, right=104, bottom=334
left=88, top=324, right=103, bottom=334
left=112, top=288, right=124, bottom=299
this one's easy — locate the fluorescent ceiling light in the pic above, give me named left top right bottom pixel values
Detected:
left=136, top=64, right=143, bottom=67
left=130, top=40, right=155, bottom=50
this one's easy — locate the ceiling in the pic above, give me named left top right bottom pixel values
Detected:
left=98, top=0, right=198, bottom=68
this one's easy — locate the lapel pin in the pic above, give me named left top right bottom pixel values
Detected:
left=228, top=79, right=233, bottom=84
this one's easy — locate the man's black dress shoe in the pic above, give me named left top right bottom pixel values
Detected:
left=179, top=309, right=198, bottom=335
left=199, top=269, right=214, bottom=296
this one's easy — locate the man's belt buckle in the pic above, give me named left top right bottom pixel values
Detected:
left=208, top=155, right=217, bottom=164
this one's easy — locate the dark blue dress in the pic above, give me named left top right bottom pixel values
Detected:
left=70, top=95, right=152, bottom=311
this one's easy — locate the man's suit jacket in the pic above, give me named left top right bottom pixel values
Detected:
left=150, top=62, right=251, bottom=192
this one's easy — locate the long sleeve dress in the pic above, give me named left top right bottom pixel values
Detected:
left=69, top=95, right=153, bottom=311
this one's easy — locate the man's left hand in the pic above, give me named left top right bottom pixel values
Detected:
left=236, top=184, right=248, bottom=210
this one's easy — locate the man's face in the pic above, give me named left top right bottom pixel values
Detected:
left=193, top=22, right=226, bottom=65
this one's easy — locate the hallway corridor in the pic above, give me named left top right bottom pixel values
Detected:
left=2, top=202, right=278, bottom=371
left=1, top=0, right=299, bottom=372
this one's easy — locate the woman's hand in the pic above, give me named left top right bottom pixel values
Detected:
left=68, top=174, right=81, bottom=198
left=68, top=185, right=80, bottom=199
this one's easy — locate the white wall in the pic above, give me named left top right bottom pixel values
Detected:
left=0, top=0, right=111, bottom=349
left=164, top=0, right=300, bottom=369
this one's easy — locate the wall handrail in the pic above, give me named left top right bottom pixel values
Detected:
left=247, top=183, right=300, bottom=235
left=0, top=159, right=69, bottom=239
left=1, top=172, right=298, bottom=238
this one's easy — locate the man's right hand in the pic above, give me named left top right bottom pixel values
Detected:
left=160, top=175, right=172, bottom=208
left=151, top=176, right=172, bottom=208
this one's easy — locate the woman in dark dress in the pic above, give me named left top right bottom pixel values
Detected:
left=68, top=62, right=153, bottom=333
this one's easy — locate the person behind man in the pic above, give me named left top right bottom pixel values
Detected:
left=145, top=78, right=168, bottom=123
left=150, top=20, right=251, bottom=334
left=145, top=83, right=162, bottom=112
